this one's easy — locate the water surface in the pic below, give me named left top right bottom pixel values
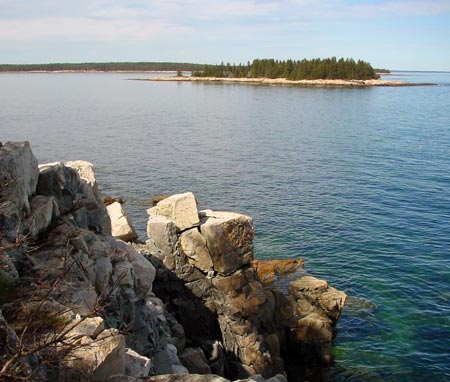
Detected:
left=1, top=71, right=449, bottom=381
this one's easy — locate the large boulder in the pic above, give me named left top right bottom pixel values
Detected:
left=200, top=211, right=254, bottom=276
left=148, top=192, right=199, bottom=232
left=289, top=276, right=347, bottom=364
left=37, top=161, right=109, bottom=233
left=107, top=201, right=137, bottom=242
left=0, top=141, right=39, bottom=213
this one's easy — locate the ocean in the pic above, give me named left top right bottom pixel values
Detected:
left=1, top=71, right=449, bottom=381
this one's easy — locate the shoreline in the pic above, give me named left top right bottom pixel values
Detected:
left=133, top=75, right=436, bottom=87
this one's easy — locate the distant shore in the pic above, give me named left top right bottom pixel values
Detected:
left=0, top=70, right=181, bottom=74
left=133, top=76, right=436, bottom=87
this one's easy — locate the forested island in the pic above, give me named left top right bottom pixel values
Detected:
left=192, top=57, right=380, bottom=80
left=0, top=62, right=203, bottom=72
left=0, top=58, right=389, bottom=80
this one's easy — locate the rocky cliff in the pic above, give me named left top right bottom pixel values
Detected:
left=0, top=141, right=346, bottom=382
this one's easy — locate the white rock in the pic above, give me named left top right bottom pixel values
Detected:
left=179, top=228, right=213, bottom=272
left=149, top=192, right=200, bottom=231
left=107, top=202, right=137, bottom=242
left=67, top=316, right=104, bottom=339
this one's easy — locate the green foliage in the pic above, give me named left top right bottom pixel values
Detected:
left=193, top=57, right=379, bottom=80
left=0, top=62, right=204, bottom=72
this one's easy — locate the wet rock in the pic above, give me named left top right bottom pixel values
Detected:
left=252, top=259, right=304, bottom=285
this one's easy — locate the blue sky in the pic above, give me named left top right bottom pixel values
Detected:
left=1, top=0, right=449, bottom=70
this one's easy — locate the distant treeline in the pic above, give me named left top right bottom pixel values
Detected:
left=374, top=68, right=391, bottom=74
left=193, top=58, right=380, bottom=80
left=0, top=62, right=204, bottom=72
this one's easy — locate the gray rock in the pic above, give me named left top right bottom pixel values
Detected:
left=37, top=161, right=109, bottom=233
left=146, top=215, right=178, bottom=269
left=94, top=256, right=113, bottom=294
left=126, top=248, right=156, bottom=298
left=0, top=141, right=39, bottom=213
left=66, top=160, right=111, bottom=235
left=125, top=348, right=152, bottom=377
left=179, top=347, right=212, bottom=374
left=107, top=202, right=137, bottom=242
left=149, top=192, right=200, bottom=231
left=152, top=344, right=189, bottom=375
left=24, top=195, right=59, bottom=238
left=0, top=200, right=22, bottom=242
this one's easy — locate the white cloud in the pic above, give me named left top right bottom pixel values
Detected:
left=0, top=17, right=178, bottom=42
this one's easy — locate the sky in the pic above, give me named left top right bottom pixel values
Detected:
left=1, top=0, right=450, bottom=71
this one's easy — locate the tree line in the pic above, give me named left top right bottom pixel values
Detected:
left=192, top=57, right=380, bottom=80
left=0, top=62, right=204, bottom=72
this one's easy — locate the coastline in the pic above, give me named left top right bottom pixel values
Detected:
left=133, top=75, right=436, bottom=87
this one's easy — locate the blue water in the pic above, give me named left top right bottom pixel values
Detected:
left=1, top=71, right=449, bottom=381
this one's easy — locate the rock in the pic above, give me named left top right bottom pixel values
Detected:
left=200, top=211, right=254, bottom=276
left=103, top=196, right=125, bottom=206
left=107, top=202, right=137, bottom=242
left=152, top=344, right=189, bottom=374
left=24, top=195, right=60, bottom=238
left=146, top=215, right=178, bottom=268
left=126, top=248, right=156, bottom=298
left=151, top=194, right=169, bottom=206
left=66, top=316, right=104, bottom=339
left=144, top=375, right=230, bottom=382
left=0, top=246, right=20, bottom=288
left=94, top=256, right=113, bottom=294
left=37, top=161, right=109, bottom=233
left=180, top=347, right=212, bottom=374
left=0, top=200, right=22, bottom=242
left=63, top=328, right=126, bottom=380
left=0, top=141, right=39, bottom=213
left=125, top=348, right=152, bottom=377
left=179, top=228, right=213, bottom=272
left=289, top=276, right=346, bottom=323
left=149, top=192, right=200, bottom=231
left=252, top=259, right=304, bottom=285
left=201, top=340, right=225, bottom=376
left=288, top=276, right=347, bottom=364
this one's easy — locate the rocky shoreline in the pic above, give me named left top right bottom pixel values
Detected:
left=133, top=76, right=436, bottom=87
left=0, top=141, right=346, bottom=382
